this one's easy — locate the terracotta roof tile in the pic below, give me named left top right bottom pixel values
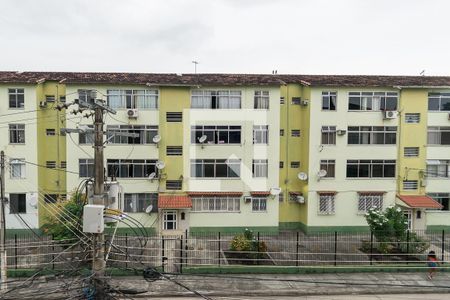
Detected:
left=397, top=195, right=443, bottom=209
left=187, top=192, right=243, bottom=196
left=158, top=195, right=192, bottom=209
left=250, top=191, right=270, bottom=196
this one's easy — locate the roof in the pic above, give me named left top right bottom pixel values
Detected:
left=250, top=191, right=270, bottom=196
left=1, top=71, right=450, bottom=87
left=396, top=195, right=443, bottom=209
left=158, top=195, right=192, bottom=209
left=187, top=191, right=243, bottom=196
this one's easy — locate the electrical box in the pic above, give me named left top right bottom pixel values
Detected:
left=83, top=205, right=105, bottom=233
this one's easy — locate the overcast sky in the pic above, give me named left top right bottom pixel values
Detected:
left=0, top=0, right=448, bottom=75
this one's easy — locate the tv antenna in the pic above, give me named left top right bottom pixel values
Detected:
left=192, top=60, right=199, bottom=74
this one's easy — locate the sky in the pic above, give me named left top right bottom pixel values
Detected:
left=0, top=0, right=448, bottom=76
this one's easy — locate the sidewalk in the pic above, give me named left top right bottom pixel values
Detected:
left=110, top=272, right=450, bottom=298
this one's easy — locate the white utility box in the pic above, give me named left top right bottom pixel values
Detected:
left=83, top=204, right=105, bottom=233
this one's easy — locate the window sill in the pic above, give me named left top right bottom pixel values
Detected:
left=317, top=213, right=335, bottom=216
left=9, top=143, right=26, bottom=145
left=252, top=210, right=268, bottom=213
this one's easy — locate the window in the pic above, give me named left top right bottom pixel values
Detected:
left=106, top=125, right=158, bottom=144
left=166, top=146, right=182, bottom=156
left=280, top=97, right=285, bottom=104
left=426, top=160, right=450, bottom=178
left=279, top=192, right=284, bottom=202
left=346, top=160, right=396, bottom=178
left=428, top=92, right=450, bottom=111
left=78, top=89, right=96, bottom=103
left=291, top=97, right=301, bottom=105
left=107, top=89, right=158, bottom=109
left=290, top=161, right=300, bottom=168
left=46, top=129, right=56, bottom=136
left=166, top=180, right=182, bottom=190
left=192, top=196, right=240, bottom=212
left=358, top=193, right=383, bottom=213
left=404, top=147, right=419, bottom=157
left=252, top=197, right=267, bottom=212
left=253, top=125, right=268, bottom=144
left=347, top=126, right=397, bottom=145
left=321, top=126, right=336, bottom=145
left=405, top=113, right=420, bottom=123
left=79, top=159, right=94, bottom=178
left=79, top=125, right=94, bottom=144
left=9, top=194, right=26, bottom=213
left=60, top=161, right=66, bottom=169
left=428, top=193, right=450, bottom=211
left=163, top=211, right=177, bottom=230
left=59, top=96, right=66, bottom=103
left=107, top=159, right=157, bottom=178
left=8, top=88, right=24, bottom=108
left=280, top=129, right=285, bottom=136
left=279, top=161, right=284, bottom=169
left=322, top=91, right=337, bottom=111
left=190, top=159, right=240, bottom=178
left=252, top=159, right=268, bottom=178
left=191, top=90, right=241, bottom=109
left=318, top=193, right=335, bottom=214
left=9, top=124, right=25, bottom=144
left=320, top=160, right=335, bottom=178
left=44, top=194, right=58, bottom=204
left=45, top=95, right=56, bottom=102
left=254, top=91, right=270, bottom=109
left=291, top=130, right=301, bottom=137
left=348, top=91, right=398, bottom=111
left=191, top=126, right=241, bottom=144
left=124, top=193, right=157, bottom=213
left=403, top=180, right=418, bottom=190
left=166, top=112, right=182, bottom=122
left=428, top=126, right=450, bottom=145
left=10, top=159, right=25, bottom=179
left=46, top=161, right=56, bottom=169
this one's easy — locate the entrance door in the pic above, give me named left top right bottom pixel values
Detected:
left=163, top=211, right=177, bottom=230
left=403, top=210, right=412, bottom=230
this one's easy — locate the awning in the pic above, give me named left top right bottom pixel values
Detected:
left=158, top=195, right=192, bottom=209
left=396, top=195, right=443, bottom=209
left=187, top=191, right=243, bottom=196
left=250, top=191, right=270, bottom=196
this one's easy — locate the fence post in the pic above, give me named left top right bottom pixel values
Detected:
left=442, top=230, right=445, bottom=262
left=296, top=231, right=299, bottom=267
left=218, top=232, right=221, bottom=267
left=406, top=230, right=410, bottom=264
left=125, top=233, right=128, bottom=269
left=162, top=236, right=165, bottom=273
left=370, top=231, right=373, bottom=266
left=257, top=232, right=260, bottom=266
left=334, top=231, right=337, bottom=266
left=13, top=234, right=17, bottom=270
left=52, top=236, right=55, bottom=270
left=185, top=229, right=188, bottom=268
left=180, top=235, right=183, bottom=274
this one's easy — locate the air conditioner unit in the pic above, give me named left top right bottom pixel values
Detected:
left=296, top=196, right=305, bottom=204
left=447, top=113, right=450, bottom=120
left=337, top=129, right=347, bottom=136
left=301, top=100, right=309, bottom=106
left=383, top=110, right=398, bottom=119
left=39, top=101, right=47, bottom=108
left=127, top=109, right=138, bottom=118
left=421, top=178, right=428, bottom=187
left=244, top=196, right=252, bottom=203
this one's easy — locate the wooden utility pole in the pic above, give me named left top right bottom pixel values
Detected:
left=0, top=151, right=7, bottom=290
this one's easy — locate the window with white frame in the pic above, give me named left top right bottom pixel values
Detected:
left=8, top=88, right=24, bottom=108
left=107, top=89, right=158, bottom=109
left=428, top=92, right=450, bottom=111
left=348, top=91, right=398, bottom=111
left=79, top=159, right=94, bottom=178
left=9, top=124, right=25, bottom=144
left=191, top=90, right=241, bottom=109
left=191, top=196, right=240, bottom=212
left=124, top=193, right=158, bottom=213
left=107, top=159, right=157, bottom=178
left=9, top=159, right=25, bottom=179
left=79, top=125, right=94, bottom=144
left=426, top=160, right=450, bottom=178
left=404, top=147, right=419, bottom=157
left=403, top=180, right=418, bottom=190
left=190, top=159, right=240, bottom=178
left=405, top=113, right=420, bottom=123
left=427, top=126, right=450, bottom=145
left=320, top=160, right=335, bottom=178
left=253, top=125, right=268, bottom=144
left=348, top=126, right=397, bottom=145
left=346, top=160, right=396, bottom=178
left=321, top=126, right=336, bottom=145
left=9, top=194, right=26, bottom=214
left=358, top=193, right=383, bottom=213
left=163, top=211, right=177, bottom=230
left=252, top=159, right=268, bottom=178
left=322, top=91, right=337, bottom=111
left=254, top=91, right=270, bottom=109
left=318, top=193, right=335, bottom=214
left=107, top=125, right=158, bottom=144
left=252, top=197, right=267, bottom=212
left=427, top=193, right=450, bottom=211
left=191, top=125, right=241, bottom=144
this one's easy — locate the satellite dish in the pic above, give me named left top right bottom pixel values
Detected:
left=145, top=205, right=153, bottom=214
left=198, top=135, right=207, bottom=143
left=148, top=172, right=156, bottom=180
left=156, top=161, right=165, bottom=170
left=29, top=195, right=38, bottom=209
left=270, top=187, right=281, bottom=196
left=152, top=135, right=161, bottom=143
left=318, top=169, right=327, bottom=177
left=297, top=172, right=308, bottom=181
